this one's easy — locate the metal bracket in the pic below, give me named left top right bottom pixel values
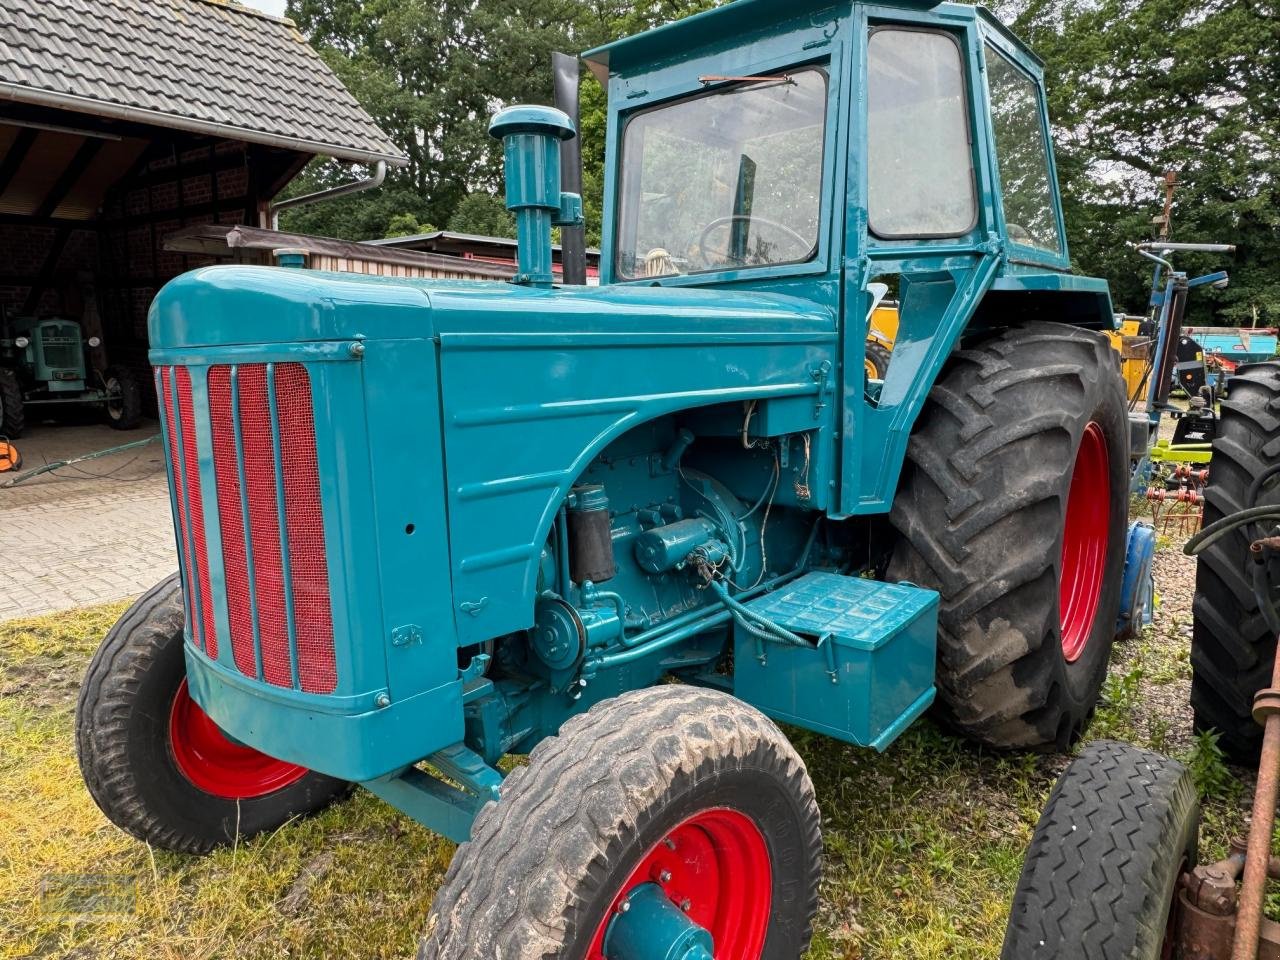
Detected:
left=359, top=743, right=503, bottom=844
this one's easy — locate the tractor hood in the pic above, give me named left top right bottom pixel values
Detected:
left=147, top=264, right=837, bottom=780
left=147, top=264, right=832, bottom=350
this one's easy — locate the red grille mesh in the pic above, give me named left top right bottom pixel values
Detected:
left=159, top=368, right=196, bottom=641
left=157, top=367, right=216, bottom=657
left=208, top=367, right=258, bottom=679
left=207, top=362, right=336, bottom=694
left=274, top=363, right=337, bottom=694
left=236, top=366, right=292, bottom=688
left=175, top=367, right=217, bottom=660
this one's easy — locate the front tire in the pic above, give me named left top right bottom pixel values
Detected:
left=889, top=322, right=1130, bottom=749
left=1002, top=740, right=1198, bottom=959
left=76, top=573, right=348, bottom=853
left=102, top=364, right=142, bottom=430
left=421, top=686, right=823, bottom=960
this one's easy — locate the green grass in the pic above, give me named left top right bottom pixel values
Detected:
left=0, top=553, right=1255, bottom=959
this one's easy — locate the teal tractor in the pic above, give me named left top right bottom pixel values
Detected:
left=0, top=310, right=143, bottom=436
left=76, top=1, right=1144, bottom=955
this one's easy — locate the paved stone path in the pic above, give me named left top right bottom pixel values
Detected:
left=0, top=421, right=176, bottom=620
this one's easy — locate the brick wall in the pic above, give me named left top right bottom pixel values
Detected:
left=0, top=223, right=99, bottom=324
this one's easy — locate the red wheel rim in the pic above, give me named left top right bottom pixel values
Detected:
left=588, top=808, right=772, bottom=959
left=168, top=678, right=308, bottom=799
left=1060, top=421, right=1110, bottom=662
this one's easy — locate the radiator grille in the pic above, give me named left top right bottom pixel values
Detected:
left=158, top=361, right=336, bottom=694
left=157, top=367, right=217, bottom=657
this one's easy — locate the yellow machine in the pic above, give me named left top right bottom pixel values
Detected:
left=1106, top=315, right=1152, bottom=402
left=865, top=302, right=899, bottom=379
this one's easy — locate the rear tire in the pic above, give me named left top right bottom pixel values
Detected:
left=421, top=686, right=823, bottom=960
left=889, top=322, right=1130, bottom=749
left=1191, top=361, right=1280, bottom=764
left=0, top=367, right=24, bottom=437
left=76, top=573, right=348, bottom=853
left=1001, top=740, right=1198, bottom=959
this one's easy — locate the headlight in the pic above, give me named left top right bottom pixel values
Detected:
left=14, top=336, right=28, bottom=349
left=87, top=336, right=102, bottom=348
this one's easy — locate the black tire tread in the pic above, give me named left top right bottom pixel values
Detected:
left=865, top=340, right=893, bottom=379
left=1001, top=739, right=1198, bottom=959
left=0, top=366, right=24, bottom=437
left=76, top=573, right=347, bottom=853
left=421, top=686, right=823, bottom=960
left=103, top=364, right=143, bottom=430
left=1190, top=361, right=1280, bottom=763
left=889, top=321, right=1129, bottom=749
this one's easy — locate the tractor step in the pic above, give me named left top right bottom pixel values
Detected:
left=732, top=571, right=937, bottom=751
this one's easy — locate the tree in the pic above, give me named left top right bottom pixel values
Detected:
left=446, top=193, right=516, bottom=237
left=1006, top=0, right=1280, bottom=323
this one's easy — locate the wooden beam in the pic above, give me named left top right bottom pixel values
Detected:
left=0, top=127, right=38, bottom=197
left=34, top=137, right=105, bottom=218
left=0, top=212, right=97, bottom=229
left=19, top=225, right=72, bottom=315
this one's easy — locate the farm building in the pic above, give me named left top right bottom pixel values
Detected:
left=0, top=0, right=405, bottom=396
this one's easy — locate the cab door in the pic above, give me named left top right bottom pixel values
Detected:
left=837, top=6, right=1001, bottom=516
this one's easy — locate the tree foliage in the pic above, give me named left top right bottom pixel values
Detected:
left=282, top=0, right=1277, bottom=325
left=1005, top=0, right=1280, bottom=321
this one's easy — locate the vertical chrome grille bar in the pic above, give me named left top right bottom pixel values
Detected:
left=266, top=362, right=301, bottom=690
left=168, top=367, right=206, bottom=653
left=229, top=364, right=264, bottom=682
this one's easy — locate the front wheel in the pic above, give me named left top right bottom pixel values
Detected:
left=76, top=573, right=348, bottom=853
left=421, top=686, right=823, bottom=960
left=102, top=364, right=142, bottom=429
left=889, top=321, right=1130, bottom=749
left=1002, top=740, right=1198, bottom=958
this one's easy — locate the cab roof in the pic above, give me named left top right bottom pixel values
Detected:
left=583, top=0, right=947, bottom=81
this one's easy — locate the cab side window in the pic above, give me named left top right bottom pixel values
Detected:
left=866, top=29, right=977, bottom=238
left=985, top=45, right=1061, bottom=253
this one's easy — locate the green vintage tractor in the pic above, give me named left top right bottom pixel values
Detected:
left=0, top=311, right=142, bottom=436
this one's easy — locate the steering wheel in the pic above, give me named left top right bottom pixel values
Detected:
left=692, top=215, right=811, bottom=269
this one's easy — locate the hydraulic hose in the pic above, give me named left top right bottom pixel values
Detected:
left=1183, top=506, right=1280, bottom=557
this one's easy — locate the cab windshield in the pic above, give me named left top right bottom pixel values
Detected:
left=615, top=68, right=827, bottom=280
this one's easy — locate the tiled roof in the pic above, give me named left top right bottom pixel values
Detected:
left=0, top=0, right=407, bottom=165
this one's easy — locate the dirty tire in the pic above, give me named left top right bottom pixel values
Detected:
left=1001, top=740, right=1198, bottom=959
left=421, top=686, right=823, bottom=960
left=103, top=364, right=142, bottom=430
left=865, top=340, right=893, bottom=379
left=1191, top=361, right=1280, bottom=764
left=889, top=322, right=1129, bottom=749
left=76, top=573, right=348, bottom=853
left=0, top=367, right=24, bottom=437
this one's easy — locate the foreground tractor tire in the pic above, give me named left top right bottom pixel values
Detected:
left=422, top=686, right=823, bottom=960
left=102, top=364, right=142, bottom=430
left=0, top=367, right=24, bottom=437
left=76, top=573, right=348, bottom=853
left=1191, top=361, right=1280, bottom=764
left=1002, top=740, right=1198, bottom=959
left=890, top=322, right=1129, bottom=749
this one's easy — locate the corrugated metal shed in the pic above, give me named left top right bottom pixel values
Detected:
left=0, top=0, right=406, bottom=166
